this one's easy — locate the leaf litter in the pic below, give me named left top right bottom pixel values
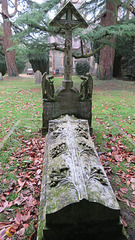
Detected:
left=0, top=134, right=45, bottom=239
left=97, top=132, right=135, bottom=233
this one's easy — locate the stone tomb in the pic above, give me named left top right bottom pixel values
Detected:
left=37, top=115, right=126, bottom=240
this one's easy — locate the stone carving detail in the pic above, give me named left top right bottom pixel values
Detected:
left=64, top=23, right=72, bottom=81
left=50, top=142, right=66, bottom=158
left=86, top=166, right=108, bottom=186
left=49, top=165, right=69, bottom=188
left=47, top=116, right=119, bottom=205
left=80, top=72, right=93, bottom=100
left=38, top=116, right=123, bottom=240
left=42, top=72, right=55, bottom=100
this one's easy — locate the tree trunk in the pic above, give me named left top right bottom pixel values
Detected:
left=1, top=0, right=18, bottom=77
left=99, top=0, right=117, bottom=80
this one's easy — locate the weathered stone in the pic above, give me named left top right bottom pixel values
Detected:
left=34, top=70, right=42, bottom=84
left=37, top=115, right=126, bottom=240
left=42, top=2, right=92, bottom=134
left=42, top=87, right=92, bottom=134
left=42, top=72, right=55, bottom=100
left=80, top=72, right=93, bottom=100
left=49, top=1, right=88, bottom=29
left=0, top=72, right=3, bottom=81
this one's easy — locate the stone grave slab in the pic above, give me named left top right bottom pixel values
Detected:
left=37, top=115, right=126, bottom=240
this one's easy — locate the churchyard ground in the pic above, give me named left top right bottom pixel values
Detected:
left=0, top=75, right=135, bottom=239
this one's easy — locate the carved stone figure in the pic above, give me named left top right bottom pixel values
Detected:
left=80, top=72, right=93, bottom=100
left=42, top=72, right=55, bottom=100
left=64, top=23, right=72, bottom=81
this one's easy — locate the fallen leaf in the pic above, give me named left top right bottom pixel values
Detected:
left=120, top=187, right=128, bottom=194
left=0, top=222, right=11, bottom=230
left=121, top=217, right=127, bottom=227
left=17, top=179, right=26, bottom=193
left=126, top=180, right=130, bottom=186
left=26, top=195, right=34, bottom=207
left=14, top=210, right=23, bottom=225
left=0, top=228, right=6, bottom=239
left=15, top=227, right=25, bottom=236
left=37, top=169, right=42, bottom=175
left=6, top=226, right=12, bottom=237
left=23, top=223, right=29, bottom=230
left=14, top=193, right=28, bottom=206
left=22, top=211, right=31, bottom=222
left=131, top=203, right=135, bottom=209
left=29, top=230, right=37, bottom=240
left=0, top=201, right=9, bottom=213
left=131, top=184, right=135, bottom=191
left=114, top=154, right=123, bottom=162
left=131, top=178, right=135, bottom=183
left=18, top=178, right=25, bottom=187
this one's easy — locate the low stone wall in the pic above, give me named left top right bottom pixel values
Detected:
left=37, top=115, right=127, bottom=240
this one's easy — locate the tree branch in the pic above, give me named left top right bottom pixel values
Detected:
left=128, top=3, right=135, bottom=15
left=9, top=0, right=18, bottom=17
left=80, top=38, right=84, bottom=56
left=51, top=42, right=105, bottom=59
left=118, top=2, right=135, bottom=16
left=72, top=44, right=104, bottom=59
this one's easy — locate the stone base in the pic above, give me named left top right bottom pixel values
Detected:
left=42, top=86, right=92, bottom=135
left=43, top=223, right=126, bottom=240
left=62, top=80, right=73, bottom=89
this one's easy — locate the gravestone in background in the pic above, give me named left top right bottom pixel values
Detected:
left=0, top=72, right=3, bottom=81
left=34, top=70, right=42, bottom=84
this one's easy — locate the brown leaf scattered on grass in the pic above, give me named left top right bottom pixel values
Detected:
left=121, top=217, right=128, bottom=227
left=0, top=135, right=45, bottom=239
left=98, top=133, right=135, bottom=209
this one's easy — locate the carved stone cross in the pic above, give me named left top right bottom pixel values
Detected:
left=50, top=1, right=88, bottom=89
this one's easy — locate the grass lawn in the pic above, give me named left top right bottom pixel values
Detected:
left=0, top=75, right=135, bottom=239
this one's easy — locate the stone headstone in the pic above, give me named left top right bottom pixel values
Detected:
left=37, top=115, right=126, bottom=240
left=34, top=70, right=42, bottom=84
left=42, top=2, right=93, bottom=134
left=0, top=72, right=3, bottom=81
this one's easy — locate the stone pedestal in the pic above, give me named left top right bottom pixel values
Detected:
left=42, top=86, right=92, bottom=135
left=37, top=116, right=127, bottom=240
